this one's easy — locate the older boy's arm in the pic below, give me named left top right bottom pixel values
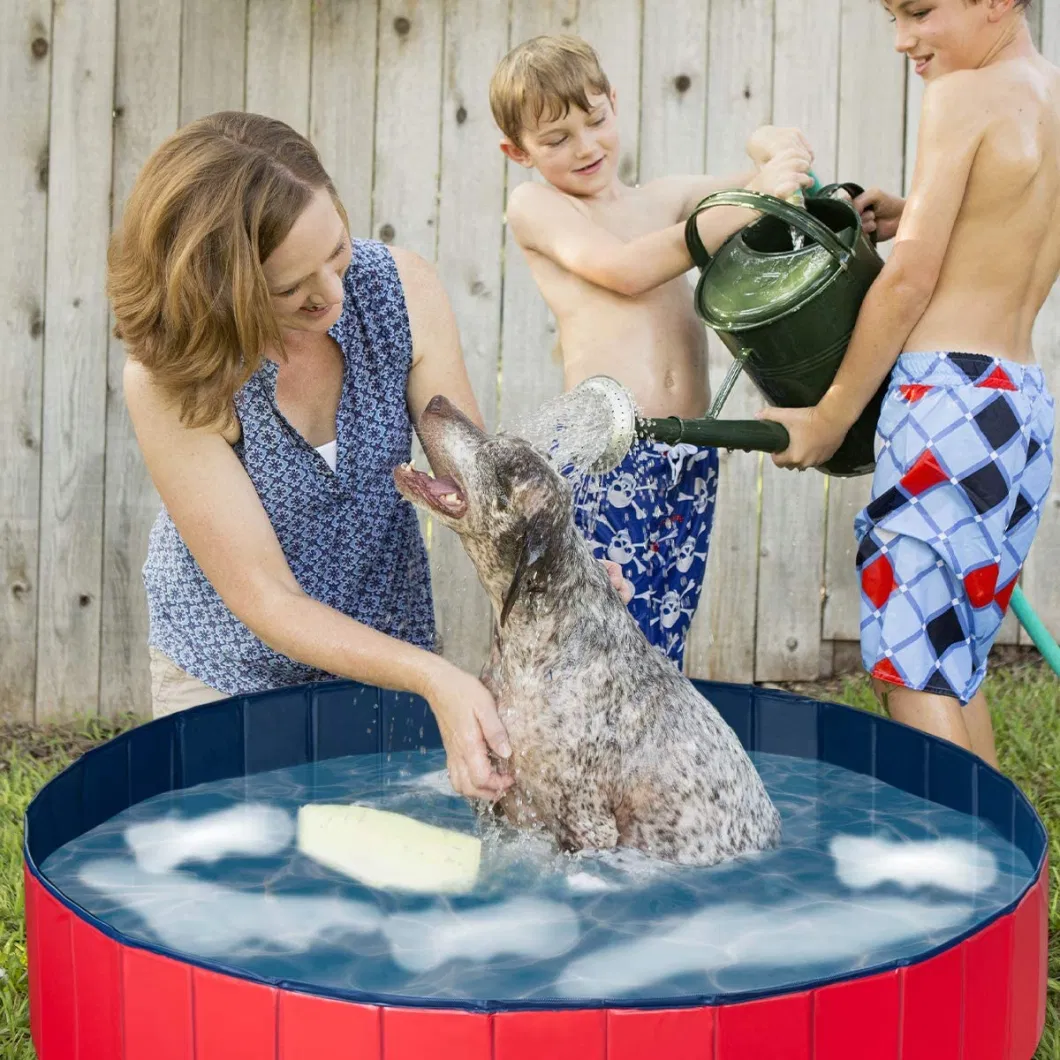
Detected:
left=759, top=75, right=988, bottom=468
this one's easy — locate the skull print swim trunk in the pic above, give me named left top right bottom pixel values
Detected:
left=565, top=440, right=719, bottom=668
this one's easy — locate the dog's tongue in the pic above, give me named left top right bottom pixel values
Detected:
left=396, top=464, right=466, bottom=515
left=423, top=474, right=462, bottom=502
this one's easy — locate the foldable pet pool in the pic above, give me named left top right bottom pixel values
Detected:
left=23, top=679, right=1048, bottom=1059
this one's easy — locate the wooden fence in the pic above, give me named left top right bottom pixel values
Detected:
left=1, top=0, right=1057, bottom=721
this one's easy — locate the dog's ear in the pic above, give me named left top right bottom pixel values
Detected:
left=500, top=509, right=555, bottom=627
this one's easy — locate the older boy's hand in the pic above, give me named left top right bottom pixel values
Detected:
left=852, top=187, right=905, bottom=242
left=755, top=405, right=849, bottom=470
left=747, top=125, right=813, bottom=168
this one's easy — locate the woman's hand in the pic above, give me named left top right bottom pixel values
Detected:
left=756, top=404, right=850, bottom=470
left=600, top=559, right=634, bottom=605
left=746, top=125, right=813, bottom=168
left=746, top=148, right=815, bottom=202
left=852, top=187, right=905, bottom=242
left=425, top=664, right=515, bottom=801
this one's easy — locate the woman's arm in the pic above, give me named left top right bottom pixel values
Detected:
left=392, top=246, right=486, bottom=427
left=124, top=357, right=512, bottom=800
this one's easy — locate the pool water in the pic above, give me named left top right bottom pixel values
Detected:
left=41, top=748, right=1033, bottom=1004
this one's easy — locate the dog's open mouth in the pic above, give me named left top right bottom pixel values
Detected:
left=393, top=461, right=468, bottom=518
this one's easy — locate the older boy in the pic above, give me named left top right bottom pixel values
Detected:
left=490, top=34, right=814, bottom=666
left=762, top=0, right=1057, bottom=766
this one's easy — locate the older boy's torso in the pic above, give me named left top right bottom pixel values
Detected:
left=521, top=182, right=710, bottom=418
left=907, top=56, right=1060, bottom=362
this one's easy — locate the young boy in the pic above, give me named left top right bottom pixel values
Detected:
left=762, top=0, right=1057, bottom=767
left=489, top=34, right=814, bottom=667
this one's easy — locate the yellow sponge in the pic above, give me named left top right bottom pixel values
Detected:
left=296, top=804, right=482, bottom=894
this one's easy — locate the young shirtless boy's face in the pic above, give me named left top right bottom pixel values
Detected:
left=506, top=91, right=620, bottom=197
left=884, top=0, right=1012, bottom=81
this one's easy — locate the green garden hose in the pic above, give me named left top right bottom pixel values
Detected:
left=1010, top=586, right=1060, bottom=676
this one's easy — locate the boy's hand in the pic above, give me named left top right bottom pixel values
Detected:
left=746, top=149, right=815, bottom=202
left=852, top=187, right=905, bottom=242
left=755, top=404, right=850, bottom=470
left=746, top=125, right=813, bottom=168
left=600, top=559, right=634, bottom=605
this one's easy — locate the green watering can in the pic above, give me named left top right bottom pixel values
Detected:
left=631, top=181, right=887, bottom=476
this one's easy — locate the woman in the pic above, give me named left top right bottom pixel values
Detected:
left=109, top=112, right=577, bottom=801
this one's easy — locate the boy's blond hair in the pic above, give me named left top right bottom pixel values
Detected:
left=489, top=35, right=612, bottom=149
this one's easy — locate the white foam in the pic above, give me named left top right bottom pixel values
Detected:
left=382, top=896, right=580, bottom=973
left=398, top=768, right=457, bottom=797
left=830, top=835, right=998, bottom=895
left=124, top=804, right=294, bottom=874
left=556, top=896, right=973, bottom=998
left=565, top=872, right=619, bottom=894
left=78, top=859, right=380, bottom=957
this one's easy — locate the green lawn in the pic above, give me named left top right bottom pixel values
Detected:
left=0, top=665, right=1056, bottom=1058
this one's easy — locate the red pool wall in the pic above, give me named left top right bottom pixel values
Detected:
left=23, top=858, right=1048, bottom=1060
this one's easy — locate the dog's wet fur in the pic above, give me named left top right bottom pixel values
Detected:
left=394, top=397, right=782, bottom=866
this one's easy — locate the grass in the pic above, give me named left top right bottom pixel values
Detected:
left=0, top=665, right=1056, bottom=1059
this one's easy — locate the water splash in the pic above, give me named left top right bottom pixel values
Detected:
left=509, top=380, right=641, bottom=477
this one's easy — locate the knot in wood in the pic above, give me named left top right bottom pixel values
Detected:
left=78, top=593, right=92, bottom=608
left=456, top=105, right=467, bottom=125
left=378, top=223, right=395, bottom=243
left=31, top=37, right=49, bottom=59
left=11, top=581, right=29, bottom=600
left=785, top=636, right=798, bottom=651
left=393, top=16, right=411, bottom=36
left=673, top=74, right=691, bottom=93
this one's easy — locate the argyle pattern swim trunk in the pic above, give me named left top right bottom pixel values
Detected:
left=855, top=352, right=1054, bottom=703
left=565, top=440, right=719, bottom=668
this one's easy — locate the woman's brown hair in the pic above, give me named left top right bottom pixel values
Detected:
left=107, top=111, right=347, bottom=429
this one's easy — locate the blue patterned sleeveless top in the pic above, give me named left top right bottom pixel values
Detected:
left=142, top=240, right=435, bottom=694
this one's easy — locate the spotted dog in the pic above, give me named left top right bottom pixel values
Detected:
left=394, top=397, right=782, bottom=866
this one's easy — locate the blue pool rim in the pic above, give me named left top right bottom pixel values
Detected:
left=23, top=678, right=1049, bottom=1014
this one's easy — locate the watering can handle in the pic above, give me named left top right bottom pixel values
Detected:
left=684, top=189, right=854, bottom=270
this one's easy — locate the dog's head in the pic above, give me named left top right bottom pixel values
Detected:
left=394, top=396, right=573, bottom=624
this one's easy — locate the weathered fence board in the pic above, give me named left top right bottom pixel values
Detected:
left=179, top=0, right=247, bottom=124
left=638, top=0, right=709, bottom=183
left=99, top=0, right=182, bottom=717
left=689, top=0, right=776, bottom=684
left=0, top=2, right=52, bottom=721
left=430, top=0, right=509, bottom=670
left=755, top=0, right=841, bottom=681
left=246, top=0, right=312, bottom=136
left=35, top=0, right=117, bottom=718
left=1, top=0, right=1057, bottom=718
left=309, top=0, right=380, bottom=241
left=373, top=1, right=444, bottom=258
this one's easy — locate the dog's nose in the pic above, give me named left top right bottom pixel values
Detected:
left=424, top=395, right=456, bottom=417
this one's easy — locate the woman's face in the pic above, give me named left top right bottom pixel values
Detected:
left=262, top=187, right=352, bottom=335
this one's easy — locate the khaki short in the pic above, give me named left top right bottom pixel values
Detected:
left=148, top=646, right=228, bottom=719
